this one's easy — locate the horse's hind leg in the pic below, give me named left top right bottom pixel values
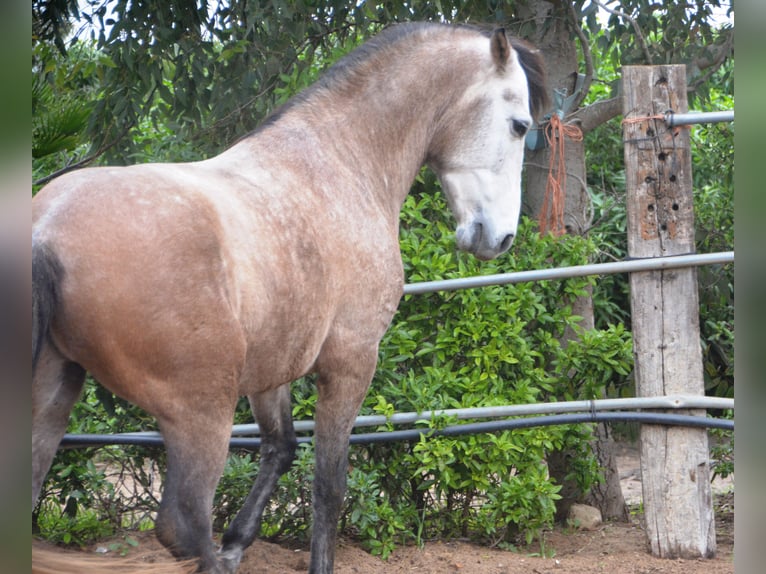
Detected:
left=219, top=385, right=297, bottom=571
left=155, top=389, right=238, bottom=574
left=32, top=345, right=86, bottom=507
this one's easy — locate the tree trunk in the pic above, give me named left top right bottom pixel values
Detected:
left=517, top=0, right=627, bottom=523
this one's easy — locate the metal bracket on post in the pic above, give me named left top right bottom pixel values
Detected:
left=525, top=73, right=586, bottom=151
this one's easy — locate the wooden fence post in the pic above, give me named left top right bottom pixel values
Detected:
left=621, top=65, right=716, bottom=558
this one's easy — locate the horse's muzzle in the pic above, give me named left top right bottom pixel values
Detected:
left=456, top=221, right=514, bottom=260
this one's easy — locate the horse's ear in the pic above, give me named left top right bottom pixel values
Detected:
left=490, top=28, right=512, bottom=72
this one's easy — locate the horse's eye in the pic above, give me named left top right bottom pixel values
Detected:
left=511, top=119, right=530, bottom=137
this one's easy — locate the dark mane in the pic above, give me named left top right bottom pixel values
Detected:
left=252, top=23, right=438, bottom=134
left=509, top=36, right=549, bottom=121
left=248, top=23, right=548, bottom=137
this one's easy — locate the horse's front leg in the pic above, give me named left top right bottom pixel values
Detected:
left=309, top=349, right=378, bottom=574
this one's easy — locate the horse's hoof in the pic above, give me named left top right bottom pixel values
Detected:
left=216, top=545, right=243, bottom=574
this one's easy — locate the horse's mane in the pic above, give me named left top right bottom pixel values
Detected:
left=507, top=35, right=549, bottom=120
left=250, top=22, right=548, bottom=137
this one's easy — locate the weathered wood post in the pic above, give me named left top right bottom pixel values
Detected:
left=621, top=65, right=716, bottom=558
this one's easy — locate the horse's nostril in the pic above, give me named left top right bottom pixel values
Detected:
left=500, top=233, right=514, bottom=251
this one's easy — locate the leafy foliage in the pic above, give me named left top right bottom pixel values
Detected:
left=340, top=192, right=630, bottom=553
left=582, top=0, right=733, bottom=84
left=32, top=77, right=91, bottom=159
left=33, top=0, right=439, bottom=160
left=709, top=415, right=734, bottom=481
left=32, top=1, right=732, bottom=165
left=32, top=41, right=102, bottom=186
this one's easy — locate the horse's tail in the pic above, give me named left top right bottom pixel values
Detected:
left=32, top=242, right=63, bottom=370
left=32, top=545, right=196, bottom=574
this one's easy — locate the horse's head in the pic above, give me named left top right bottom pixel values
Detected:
left=429, top=28, right=547, bottom=260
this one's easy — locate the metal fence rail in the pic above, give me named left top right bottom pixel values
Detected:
left=60, top=395, right=734, bottom=449
left=61, top=412, right=733, bottom=450
left=101, top=394, right=733, bottom=438
left=665, top=110, right=734, bottom=127
left=404, top=251, right=733, bottom=295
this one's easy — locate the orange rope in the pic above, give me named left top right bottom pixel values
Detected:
left=621, top=113, right=665, bottom=125
left=538, top=113, right=583, bottom=236
left=621, top=113, right=681, bottom=139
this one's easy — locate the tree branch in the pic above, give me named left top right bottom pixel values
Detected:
left=591, top=0, right=653, bottom=64
left=688, top=28, right=734, bottom=93
left=693, top=28, right=734, bottom=71
left=567, top=1, right=594, bottom=112
left=33, top=120, right=135, bottom=188
left=568, top=96, right=623, bottom=134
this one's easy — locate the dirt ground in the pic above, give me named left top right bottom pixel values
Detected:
left=38, top=445, right=735, bottom=573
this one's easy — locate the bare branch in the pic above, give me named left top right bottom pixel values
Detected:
left=567, top=1, right=594, bottom=111
left=33, top=120, right=135, bottom=187
left=688, top=28, right=734, bottom=93
left=591, top=0, right=653, bottom=64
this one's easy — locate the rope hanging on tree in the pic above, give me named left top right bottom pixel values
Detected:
left=538, top=113, right=583, bottom=236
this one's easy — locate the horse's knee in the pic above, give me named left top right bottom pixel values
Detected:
left=276, top=436, right=298, bottom=474
left=259, top=431, right=297, bottom=474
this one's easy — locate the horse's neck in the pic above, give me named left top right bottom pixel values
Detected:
left=248, top=39, right=480, bottom=220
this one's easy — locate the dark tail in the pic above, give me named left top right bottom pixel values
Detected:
left=32, top=545, right=197, bottom=573
left=32, top=242, right=63, bottom=369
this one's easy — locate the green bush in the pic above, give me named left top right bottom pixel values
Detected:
left=269, top=182, right=632, bottom=556
left=338, top=187, right=631, bottom=554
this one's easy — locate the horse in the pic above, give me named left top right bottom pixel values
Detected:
left=32, top=22, right=547, bottom=573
